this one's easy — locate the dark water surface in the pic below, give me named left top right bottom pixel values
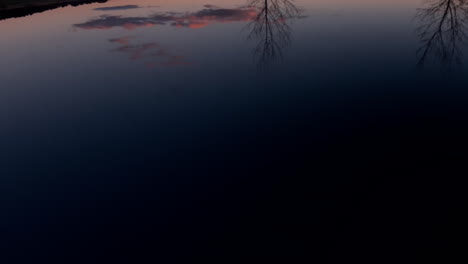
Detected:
left=1, top=0, right=466, bottom=262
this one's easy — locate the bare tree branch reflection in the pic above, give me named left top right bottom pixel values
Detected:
left=416, top=0, right=468, bottom=67
left=246, top=0, right=300, bottom=70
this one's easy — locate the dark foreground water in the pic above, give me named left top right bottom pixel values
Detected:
left=0, top=0, right=466, bottom=262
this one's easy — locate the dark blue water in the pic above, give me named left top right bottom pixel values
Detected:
left=0, top=0, right=466, bottom=262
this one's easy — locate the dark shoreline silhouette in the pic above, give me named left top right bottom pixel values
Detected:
left=0, top=0, right=107, bottom=20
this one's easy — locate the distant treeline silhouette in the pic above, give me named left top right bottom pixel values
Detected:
left=0, top=0, right=107, bottom=20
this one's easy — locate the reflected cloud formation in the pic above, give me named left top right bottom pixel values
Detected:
left=73, top=3, right=300, bottom=69
left=416, top=0, right=468, bottom=67
left=173, top=7, right=257, bottom=28
left=73, top=2, right=302, bottom=69
left=74, top=6, right=257, bottom=30
left=75, top=15, right=168, bottom=30
left=109, top=37, right=190, bottom=67
left=246, top=0, right=300, bottom=70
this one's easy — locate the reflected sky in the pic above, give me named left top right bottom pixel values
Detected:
left=0, top=0, right=431, bottom=72
left=2, top=0, right=467, bottom=165
left=1, top=1, right=467, bottom=261
left=0, top=0, right=460, bottom=70
left=2, top=0, right=467, bottom=107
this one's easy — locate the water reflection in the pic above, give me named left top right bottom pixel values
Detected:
left=73, top=4, right=259, bottom=67
left=246, top=0, right=300, bottom=70
left=71, top=1, right=300, bottom=70
left=109, top=37, right=190, bottom=67
left=74, top=6, right=256, bottom=30
left=416, top=0, right=468, bottom=67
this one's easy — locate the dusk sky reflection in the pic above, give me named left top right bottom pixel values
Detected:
left=0, top=1, right=465, bottom=262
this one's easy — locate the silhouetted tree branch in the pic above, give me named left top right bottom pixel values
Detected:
left=246, top=0, right=300, bottom=70
left=416, top=0, right=468, bottom=67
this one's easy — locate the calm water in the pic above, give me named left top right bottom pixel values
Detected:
left=1, top=0, right=466, bottom=262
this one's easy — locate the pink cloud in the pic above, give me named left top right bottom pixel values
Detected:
left=74, top=7, right=258, bottom=31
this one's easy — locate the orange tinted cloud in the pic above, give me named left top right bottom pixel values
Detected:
left=74, top=6, right=257, bottom=30
left=171, top=7, right=257, bottom=29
